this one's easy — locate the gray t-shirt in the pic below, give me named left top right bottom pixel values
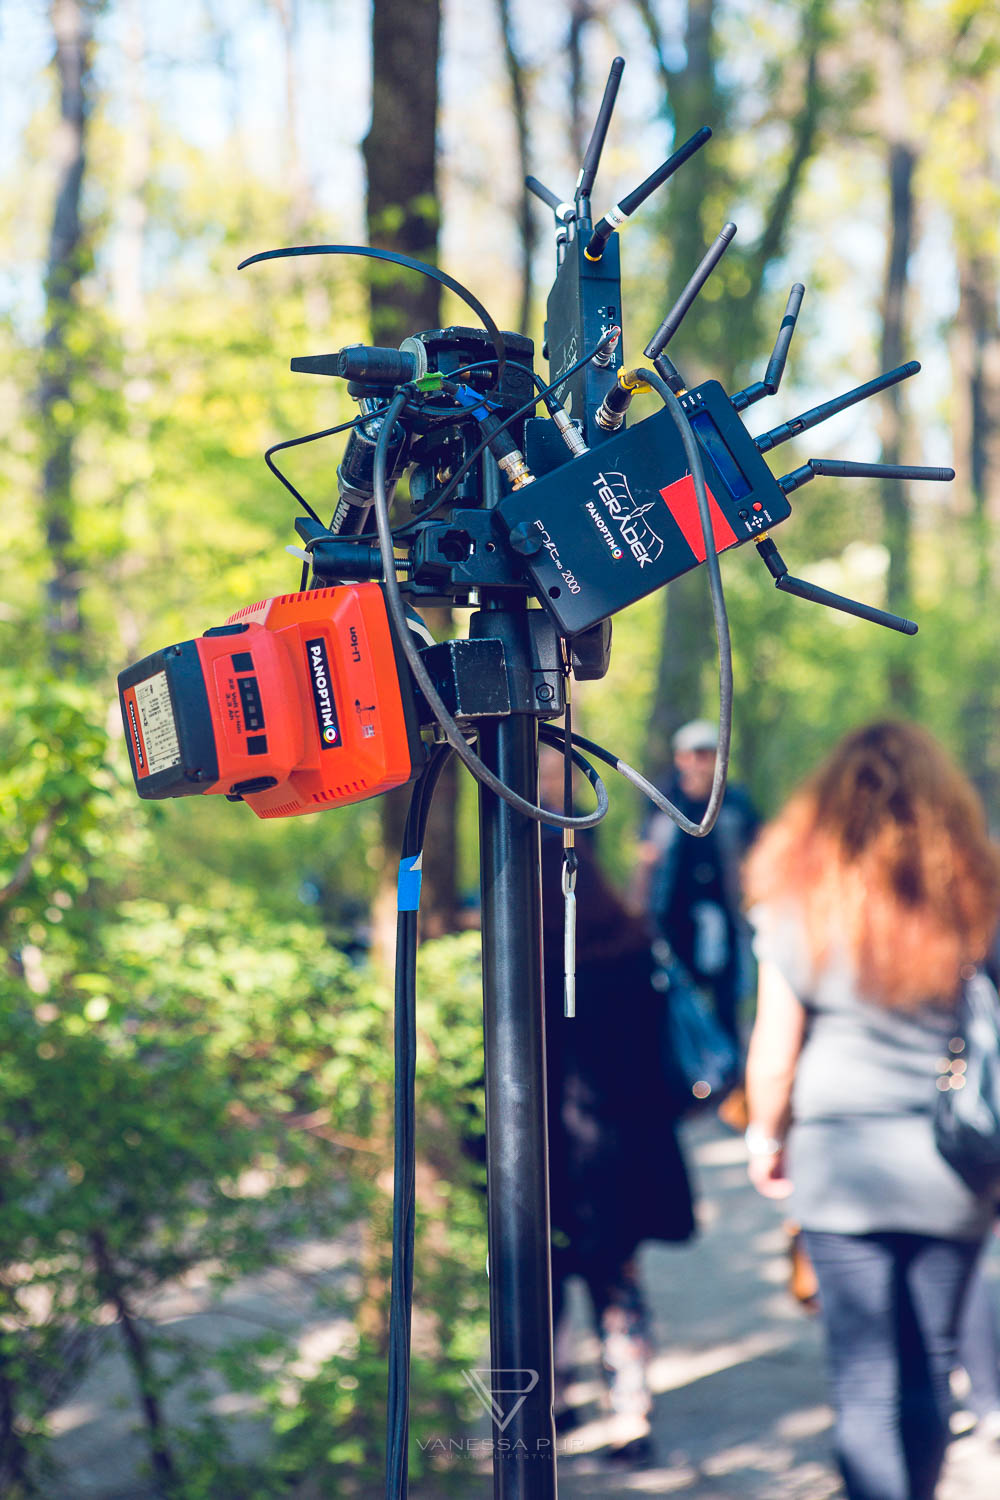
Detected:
left=752, top=904, right=994, bottom=1240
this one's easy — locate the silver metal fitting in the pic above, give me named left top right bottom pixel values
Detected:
left=594, top=401, right=626, bottom=433
left=592, top=324, right=622, bottom=368
left=551, top=408, right=588, bottom=458
left=498, top=451, right=534, bottom=489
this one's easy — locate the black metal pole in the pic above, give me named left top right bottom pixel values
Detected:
left=477, top=671, right=558, bottom=1497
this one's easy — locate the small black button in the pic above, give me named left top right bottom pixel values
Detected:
left=246, top=735, right=268, bottom=756
left=738, top=509, right=749, bottom=520
left=231, top=651, right=254, bottom=672
left=203, top=623, right=249, bottom=637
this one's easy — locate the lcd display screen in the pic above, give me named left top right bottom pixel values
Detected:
left=689, top=409, right=752, bottom=501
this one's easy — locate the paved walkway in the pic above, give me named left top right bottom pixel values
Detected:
left=49, top=1117, right=1000, bottom=1497
left=555, top=1116, right=1000, bottom=1498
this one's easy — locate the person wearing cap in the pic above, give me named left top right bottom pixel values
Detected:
left=632, top=719, right=759, bottom=1047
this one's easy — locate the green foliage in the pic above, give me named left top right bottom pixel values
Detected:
left=261, top=933, right=488, bottom=1498
left=0, top=667, right=486, bottom=1494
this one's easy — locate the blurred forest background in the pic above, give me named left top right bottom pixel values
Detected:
left=2, top=0, right=1000, bottom=1494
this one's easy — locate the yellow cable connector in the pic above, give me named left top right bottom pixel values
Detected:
left=618, top=369, right=652, bottom=395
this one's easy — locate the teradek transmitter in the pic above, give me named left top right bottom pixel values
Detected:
left=501, top=380, right=793, bottom=635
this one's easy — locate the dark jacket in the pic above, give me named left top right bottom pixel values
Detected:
left=646, top=781, right=759, bottom=993
left=541, top=836, right=696, bottom=1263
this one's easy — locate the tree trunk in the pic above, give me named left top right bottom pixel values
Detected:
left=636, top=0, right=725, bottom=775
left=38, top=0, right=93, bottom=669
left=271, top=0, right=310, bottom=235
left=362, top=0, right=442, bottom=343
left=635, top=0, right=829, bottom=775
left=566, top=1, right=595, bottom=166
left=948, top=65, right=1000, bottom=805
left=362, top=0, right=459, bottom=957
left=878, top=0, right=917, bottom=711
left=357, top=1, right=451, bottom=1424
left=496, top=0, right=535, bottom=334
left=955, top=255, right=1000, bottom=538
left=91, top=1235, right=180, bottom=1498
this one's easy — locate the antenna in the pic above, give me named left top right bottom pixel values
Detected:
left=584, top=127, right=712, bottom=263
left=575, top=56, right=625, bottom=223
left=779, top=458, right=955, bottom=495
left=526, top=175, right=575, bottom=222
left=756, top=537, right=917, bottom=635
left=644, top=221, right=737, bottom=359
left=731, top=283, right=805, bottom=411
left=754, top=361, right=920, bottom=454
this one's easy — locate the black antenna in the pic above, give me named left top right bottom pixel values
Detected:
left=731, top=283, right=805, bottom=411
left=644, top=220, right=737, bottom=359
left=755, top=361, right=921, bottom=454
left=585, top=127, right=712, bottom=263
left=526, top=175, right=575, bottom=221
left=575, top=56, right=625, bottom=223
left=756, top=537, right=917, bottom=635
left=779, top=458, right=955, bottom=495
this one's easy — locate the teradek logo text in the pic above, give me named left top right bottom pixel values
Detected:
left=305, top=637, right=342, bottom=748
left=590, top=470, right=665, bottom=568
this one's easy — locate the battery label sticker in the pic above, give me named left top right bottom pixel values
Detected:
left=132, top=672, right=182, bottom=777
left=123, top=686, right=147, bottom=776
left=305, top=637, right=342, bottom=749
left=659, top=475, right=738, bottom=561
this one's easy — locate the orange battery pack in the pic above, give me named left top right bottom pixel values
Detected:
left=119, top=584, right=423, bottom=817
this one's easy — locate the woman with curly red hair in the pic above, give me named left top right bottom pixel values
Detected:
left=743, top=720, right=1000, bottom=1500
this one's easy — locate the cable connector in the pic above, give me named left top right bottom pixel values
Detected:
left=450, top=382, right=533, bottom=488
left=594, top=368, right=650, bottom=432
left=591, top=325, right=621, bottom=369
left=549, top=406, right=588, bottom=458
left=497, top=451, right=534, bottom=488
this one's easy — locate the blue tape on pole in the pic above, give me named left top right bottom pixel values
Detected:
left=397, top=853, right=423, bottom=912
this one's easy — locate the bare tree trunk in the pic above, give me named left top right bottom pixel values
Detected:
left=948, top=64, right=1000, bottom=805
left=91, top=1235, right=180, bottom=1498
left=949, top=67, right=1000, bottom=573
left=878, top=0, right=917, bottom=711
left=636, top=0, right=829, bottom=776
left=954, top=252, right=1000, bottom=581
left=362, top=0, right=442, bottom=342
left=495, top=0, right=535, bottom=334
left=112, top=0, right=148, bottom=337
left=637, top=0, right=725, bottom=776
left=357, top=3, right=451, bottom=1418
left=271, top=0, right=311, bottom=236
left=0, top=1277, right=37, bottom=1496
left=362, top=0, right=459, bottom=961
left=38, top=0, right=93, bottom=669
left=567, top=0, right=595, bottom=166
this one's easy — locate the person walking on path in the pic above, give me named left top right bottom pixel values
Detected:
left=742, top=720, right=1000, bottom=1500
left=633, top=719, right=758, bottom=1048
left=540, top=822, right=696, bottom=1461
